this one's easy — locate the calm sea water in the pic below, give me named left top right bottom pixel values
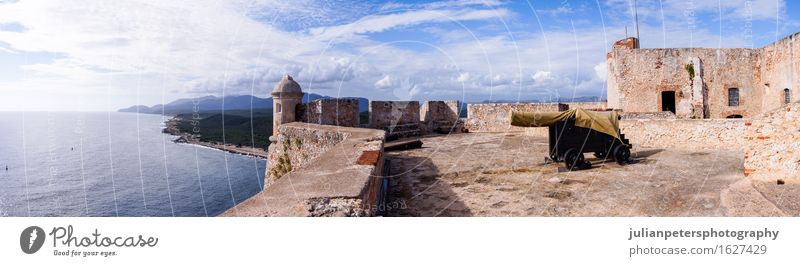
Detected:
left=0, top=112, right=265, bottom=217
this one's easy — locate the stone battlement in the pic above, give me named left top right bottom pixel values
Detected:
left=297, top=98, right=360, bottom=127
left=223, top=122, right=386, bottom=217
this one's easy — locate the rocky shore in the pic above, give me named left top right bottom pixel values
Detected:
left=163, top=116, right=268, bottom=159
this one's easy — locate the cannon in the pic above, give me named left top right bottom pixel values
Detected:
left=510, top=109, right=632, bottom=170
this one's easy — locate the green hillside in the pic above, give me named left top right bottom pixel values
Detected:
left=174, top=109, right=273, bottom=149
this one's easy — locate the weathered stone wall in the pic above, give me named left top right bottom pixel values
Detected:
left=421, top=100, right=460, bottom=123
left=744, top=102, right=800, bottom=179
left=608, top=33, right=800, bottom=119
left=566, top=101, right=608, bottom=110
left=620, top=112, right=677, bottom=120
left=618, top=119, right=747, bottom=151
left=420, top=100, right=461, bottom=133
left=266, top=123, right=350, bottom=186
left=226, top=122, right=386, bottom=217
left=369, top=101, right=420, bottom=129
left=607, top=46, right=763, bottom=118
left=297, top=98, right=359, bottom=127
left=613, top=37, right=639, bottom=49
left=464, top=103, right=568, bottom=133
left=759, top=33, right=800, bottom=110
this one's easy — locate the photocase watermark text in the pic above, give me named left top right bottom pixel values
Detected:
left=49, top=225, right=159, bottom=248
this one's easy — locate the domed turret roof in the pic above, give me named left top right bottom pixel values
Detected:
left=272, top=75, right=303, bottom=96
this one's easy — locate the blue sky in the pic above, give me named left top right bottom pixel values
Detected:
left=0, top=0, right=797, bottom=111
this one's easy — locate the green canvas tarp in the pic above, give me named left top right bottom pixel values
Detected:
left=510, top=108, right=621, bottom=140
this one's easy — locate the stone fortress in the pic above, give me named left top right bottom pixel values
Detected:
left=607, top=34, right=797, bottom=119
left=223, top=33, right=800, bottom=217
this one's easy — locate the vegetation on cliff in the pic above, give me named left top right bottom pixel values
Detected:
left=172, top=109, right=273, bottom=150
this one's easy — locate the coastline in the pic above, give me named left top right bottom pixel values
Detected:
left=162, top=116, right=268, bottom=159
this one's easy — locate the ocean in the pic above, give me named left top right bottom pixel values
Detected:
left=0, top=112, right=265, bottom=217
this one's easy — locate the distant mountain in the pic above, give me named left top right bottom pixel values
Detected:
left=119, top=93, right=368, bottom=114
left=357, top=98, right=369, bottom=112
left=117, top=105, right=154, bottom=113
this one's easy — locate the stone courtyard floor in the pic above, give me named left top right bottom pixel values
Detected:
left=384, top=132, right=800, bottom=217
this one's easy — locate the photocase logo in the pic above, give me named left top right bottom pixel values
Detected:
left=20, top=226, right=46, bottom=254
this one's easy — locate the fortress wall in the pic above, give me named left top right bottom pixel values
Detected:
left=421, top=100, right=460, bottom=123
left=701, top=49, right=764, bottom=118
left=620, top=111, right=677, bottom=119
left=463, top=101, right=746, bottom=150
left=760, top=33, right=800, bottom=110
left=266, top=122, right=350, bottom=185
left=369, top=101, right=420, bottom=129
left=227, top=122, right=386, bottom=217
left=607, top=46, right=763, bottom=118
left=618, top=119, right=747, bottom=151
left=744, top=102, right=800, bottom=179
left=566, top=101, right=608, bottom=110
left=464, top=103, right=567, bottom=133
left=297, top=98, right=360, bottom=127
left=420, top=100, right=462, bottom=133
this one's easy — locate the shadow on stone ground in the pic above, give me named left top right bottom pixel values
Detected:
left=382, top=133, right=787, bottom=217
left=385, top=154, right=473, bottom=216
left=752, top=179, right=800, bottom=216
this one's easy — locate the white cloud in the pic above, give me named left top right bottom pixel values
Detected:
left=532, top=71, right=552, bottom=83
left=309, top=7, right=510, bottom=41
left=375, top=75, right=393, bottom=89
left=456, top=72, right=470, bottom=82
left=593, top=63, right=607, bottom=81
left=0, top=0, right=787, bottom=111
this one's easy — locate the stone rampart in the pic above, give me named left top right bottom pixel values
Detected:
left=224, top=123, right=386, bottom=216
left=297, top=98, right=360, bottom=127
left=744, top=102, right=800, bottom=179
left=618, top=119, right=747, bottom=151
left=464, top=103, right=567, bottom=133
left=369, top=101, right=420, bottom=129
left=566, top=101, right=608, bottom=110
left=420, top=100, right=462, bottom=133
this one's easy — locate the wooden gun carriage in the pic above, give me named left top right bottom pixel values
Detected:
left=511, top=109, right=632, bottom=170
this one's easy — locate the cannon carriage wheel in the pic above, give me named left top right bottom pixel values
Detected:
left=612, top=145, right=631, bottom=165
left=563, top=148, right=587, bottom=170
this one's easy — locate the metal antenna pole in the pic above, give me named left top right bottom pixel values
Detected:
left=633, top=0, right=640, bottom=45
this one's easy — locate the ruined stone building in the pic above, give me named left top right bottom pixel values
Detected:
left=607, top=33, right=800, bottom=118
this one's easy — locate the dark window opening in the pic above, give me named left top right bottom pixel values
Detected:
left=276, top=103, right=282, bottom=112
left=728, top=88, right=740, bottom=106
left=661, top=91, right=676, bottom=113
left=785, top=88, right=791, bottom=104
left=726, top=114, right=743, bottom=119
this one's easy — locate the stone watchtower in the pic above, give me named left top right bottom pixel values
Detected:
left=271, top=75, right=304, bottom=137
